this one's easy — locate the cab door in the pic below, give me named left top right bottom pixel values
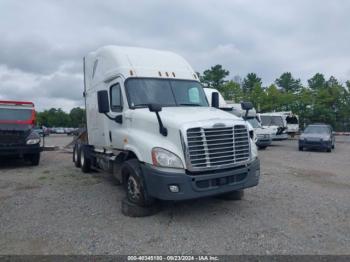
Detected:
left=106, top=78, right=125, bottom=150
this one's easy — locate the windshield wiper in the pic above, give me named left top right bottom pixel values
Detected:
left=178, top=103, right=202, bottom=106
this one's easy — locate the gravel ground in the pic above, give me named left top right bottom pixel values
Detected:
left=0, top=134, right=349, bottom=255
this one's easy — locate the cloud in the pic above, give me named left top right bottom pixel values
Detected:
left=0, top=0, right=350, bottom=110
left=0, top=66, right=83, bottom=111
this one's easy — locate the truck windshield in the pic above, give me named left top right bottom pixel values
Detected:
left=125, top=78, right=208, bottom=108
left=0, top=108, right=33, bottom=121
left=261, top=115, right=284, bottom=127
left=247, top=118, right=261, bottom=128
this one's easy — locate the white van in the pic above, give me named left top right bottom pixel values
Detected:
left=73, top=46, right=260, bottom=216
left=259, top=112, right=288, bottom=140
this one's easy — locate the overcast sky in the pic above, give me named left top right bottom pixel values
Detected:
left=0, top=0, right=349, bottom=111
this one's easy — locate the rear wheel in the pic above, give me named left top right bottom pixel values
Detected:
left=216, top=190, right=244, bottom=200
left=299, top=146, right=303, bottom=151
left=80, top=146, right=91, bottom=173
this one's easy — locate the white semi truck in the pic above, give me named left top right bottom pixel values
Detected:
left=73, top=46, right=260, bottom=216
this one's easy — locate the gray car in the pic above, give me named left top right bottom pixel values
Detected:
left=299, top=124, right=335, bottom=152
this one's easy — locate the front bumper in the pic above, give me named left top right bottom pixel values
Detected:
left=299, top=139, right=331, bottom=149
left=141, top=158, right=260, bottom=201
left=0, top=144, right=41, bottom=156
left=271, top=133, right=288, bottom=140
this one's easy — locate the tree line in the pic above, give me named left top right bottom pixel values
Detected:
left=198, top=65, right=350, bottom=131
left=36, top=107, right=85, bottom=128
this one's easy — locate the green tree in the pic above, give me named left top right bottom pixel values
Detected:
left=70, top=107, right=86, bottom=127
left=249, top=83, right=266, bottom=112
left=242, top=73, right=262, bottom=97
left=308, top=73, right=326, bottom=90
left=220, top=80, right=243, bottom=102
left=275, top=72, right=301, bottom=93
left=263, top=84, right=281, bottom=112
left=200, top=65, right=229, bottom=89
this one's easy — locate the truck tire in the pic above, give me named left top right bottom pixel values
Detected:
left=73, top=144, right=81, bottom=167
left=80, top=146, right=91, bottom=173
left=298, top=146, right=303, bottom=151
left=121, top=159, right=155, bottom=207
left=216, top=190, right=244, bottom=200
left=121, top=198, right=160, bottom=217
left=28, top=153, right=40, bottom=166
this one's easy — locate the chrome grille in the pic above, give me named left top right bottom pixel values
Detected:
left=186, top=125, right=250, bottom=170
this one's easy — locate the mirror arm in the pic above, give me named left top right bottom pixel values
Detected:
left=103, top=113, right=123, bottom=124
left=155, top=112, right=168, bottom=136
left=245, top=109, right=249, bottom=119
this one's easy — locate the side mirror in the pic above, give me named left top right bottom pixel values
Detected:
left=241, top=102, right=253, bottom=111
left=148, top=104, right=167, bottom=136
left=211, top=92, right=219, bottom=108
left=97, top=90, right=110, bottom=113
left=148, top=104, right=162, bottom=112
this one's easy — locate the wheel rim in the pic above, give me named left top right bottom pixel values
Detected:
left=80, top=149, right=85, bottom=166
left=127, top=176, right=141, bottom=201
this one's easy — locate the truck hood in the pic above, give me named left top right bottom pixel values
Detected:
left=128, top=107, right=245, bottom=129
left=255, top=127, right=274, bottom=135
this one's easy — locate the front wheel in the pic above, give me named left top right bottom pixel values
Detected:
left=122, top=159, right=155, bottom=207
left=299, top=146, right=303, bottom=151
left=216, top=190, right=244, bottom=200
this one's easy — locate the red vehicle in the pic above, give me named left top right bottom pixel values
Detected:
left=0, top=101, right=41, bottom=165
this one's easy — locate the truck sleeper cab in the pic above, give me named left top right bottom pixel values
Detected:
left=0, top=101, right=41, bottom=165
left=75, top=46, right=260, bottom=214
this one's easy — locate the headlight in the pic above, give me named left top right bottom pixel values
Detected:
left=151, top=147, right=183, bottom=169
left=26, top=138, right=40, bottom=145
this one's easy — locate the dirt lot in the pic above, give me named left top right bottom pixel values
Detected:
left=0, top=134, right=349, bottom=255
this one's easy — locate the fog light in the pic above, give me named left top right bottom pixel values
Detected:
left=169, top=185, right=179, bottom=193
